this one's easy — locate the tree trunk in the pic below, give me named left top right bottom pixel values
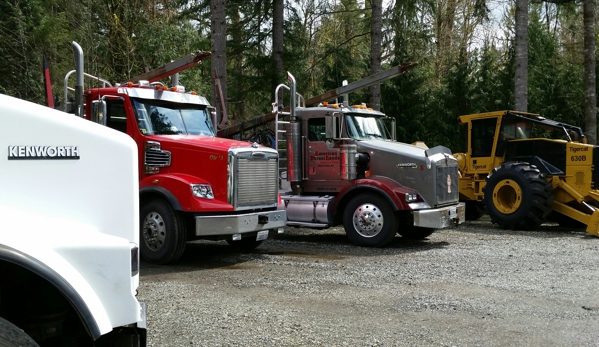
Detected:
left=514, top=0, right=528, bottom=112
left=583, top=0, right=597, bottom=144
left=230, top=5, right=244, bottom=121
left=272, top=0, right=284, bottom=94
left=369, top=0, right=382, bottom=110
left=211, top=0, right=228, bottom=124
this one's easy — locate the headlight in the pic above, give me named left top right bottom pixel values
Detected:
left=191, top=184, right=214, bottom=199
left=405, top=192, right=418, bottom=203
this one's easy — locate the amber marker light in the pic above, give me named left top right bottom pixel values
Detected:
left=365, top=171, right=371, bottom=178
left=152, top=179, right=159, bottom=184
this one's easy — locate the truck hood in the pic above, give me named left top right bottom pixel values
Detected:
left=356, top=140, right=458, bottom=207
left=357, top=140, right=455, bottom=165
left=147, top=134, right=262, bottom=151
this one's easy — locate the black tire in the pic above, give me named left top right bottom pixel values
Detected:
left=482, top=162, right=553, bottom=230
left=226, top=237, right=264, bottom=250
left=140, top=198, right=187, bottom=264
left=465, top=201, right=485, bottom=221
left=343, top=193, right=398, bottom=247
left=398, top=227, right=435, bottom=239
left=0, top=317, right=40, bottom=347
left=547, top=211, right=586, bottom=229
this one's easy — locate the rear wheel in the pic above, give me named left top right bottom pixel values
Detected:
left=140, top=198, right=187, bottom=264
left=482, top=162, right=553, bottom=230
left=0, top=317, right=40, bottom=347
left=343, top=193, right=398, bottom=247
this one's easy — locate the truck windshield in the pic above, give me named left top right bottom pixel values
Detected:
left=131, top=98, right=214, bottom=136
left=345, top=114, right=391, bottom=140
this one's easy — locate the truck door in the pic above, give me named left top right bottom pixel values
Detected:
left=306, top=117, right=341, bottom=183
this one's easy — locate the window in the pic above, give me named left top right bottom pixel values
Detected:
left=345, top=114, right=390, bottom=140
left=471, top=118, right=497, bottom=157
left=308, top=118, right=326, bottom=141
left=131, top=98, right=214, bottom=136
left=106, top=100, right=127, bottom=133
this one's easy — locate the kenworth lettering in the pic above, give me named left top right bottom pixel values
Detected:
left=8, top=145, right=80, bottom=159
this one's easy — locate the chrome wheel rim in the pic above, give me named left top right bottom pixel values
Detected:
left=143, top=211, right=166, bottom=251
left=352, top=203, right=383, bottom=238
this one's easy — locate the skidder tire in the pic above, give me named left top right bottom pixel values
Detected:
left=0, top=317, right=40, bottom=347
left=465, top=201, right=485, bottom=221
left=482, top=162, right=553, bottom=230
left=343, top=193, right=398, bottom=247
left=140, top=198, right=187, bottom=265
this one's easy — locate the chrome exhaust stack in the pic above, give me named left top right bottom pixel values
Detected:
left=71, top=41, right=85, bottom=118
left=285, top=72, right=302, bottom=186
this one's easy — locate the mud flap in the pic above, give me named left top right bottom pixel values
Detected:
left=585, top=210, right=599, bottom=237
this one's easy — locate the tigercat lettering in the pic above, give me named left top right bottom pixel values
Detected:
left=570, top=147, right=589, bottom=153
left=473, top=164, right=487, bottom=170
left=8, top=146, right=79, bottom=160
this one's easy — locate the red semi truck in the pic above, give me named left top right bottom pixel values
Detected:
left=59, top=42, right=286, bottom=264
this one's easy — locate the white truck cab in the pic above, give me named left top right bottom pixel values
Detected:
left=0, top=94, right=146, bottom=346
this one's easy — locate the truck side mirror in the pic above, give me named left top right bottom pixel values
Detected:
left=382, top=116, right=396, bottom=141
left=91, top=100, right=107, bottom=126
left=325, top=114, right=341, bottom=140
left=207, top=106, right=217, bottom=133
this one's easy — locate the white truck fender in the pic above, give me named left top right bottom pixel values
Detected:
left=0, top=205, right=141, bottom=339
left=0, top=244, right=110, bottom=339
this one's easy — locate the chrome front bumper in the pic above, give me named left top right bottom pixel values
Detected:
left=194, top=209, right=287, bottom=236
left=412, top=202, right=465, bottom=229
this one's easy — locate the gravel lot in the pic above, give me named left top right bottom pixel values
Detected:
left=138, top=218, right=599, bottom=347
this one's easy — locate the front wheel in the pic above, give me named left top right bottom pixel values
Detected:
left=140, top=198, right=187, bottom=265
left=0, top=317, right=40, bottom=347
left=343, top=193, right=398, bottom=247
left=482, top=162, right=553, bottom=230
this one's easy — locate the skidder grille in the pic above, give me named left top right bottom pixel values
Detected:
left=236, top=158, right=278, bottom=207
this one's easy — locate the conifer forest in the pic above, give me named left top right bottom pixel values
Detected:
left=0, top=0, right=596, bottom=150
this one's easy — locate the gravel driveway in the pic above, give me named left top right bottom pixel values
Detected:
left=138, top=218, right=599, bottom=347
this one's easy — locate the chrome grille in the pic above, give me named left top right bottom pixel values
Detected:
left=436, top=165, right=459, bottom=205
left=232, top=149, right=278, bottom=209
left=145, top=149, right=171, bottom=166
left=228, top=149, right=279, bottom=210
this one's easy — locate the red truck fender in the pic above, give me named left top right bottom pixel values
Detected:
left=140, top=173, right=234, bottom=212
left=333, top=176, right=416, bottom=215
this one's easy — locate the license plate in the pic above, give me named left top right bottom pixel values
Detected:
left=256, top=230, right=269, bottom=241
left=449, top=207, right=457, bottom=218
